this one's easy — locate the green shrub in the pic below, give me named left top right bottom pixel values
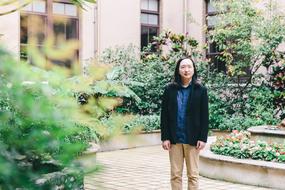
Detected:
left=0, top=49, right=88, bottom=189
left=70, top=63, right=139, bottom=141
left=208, top=0, right=285, bottom=122
left=124, top=115, right=160, bottom=133
left=101, top=46, right=173, bottom=114
left=208, top=80, right=279, bottom=131
left=101, top=31, right=205, bottom=115
left=270, top=62, right=285, bottom=118
left=0, top=47, right=135, bottom=189
left=208, top=90, right=229, bottom=130
left=100, top=28, right=281, bottom=132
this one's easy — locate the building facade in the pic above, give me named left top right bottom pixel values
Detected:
left=0, top=0, right=208, bottom=66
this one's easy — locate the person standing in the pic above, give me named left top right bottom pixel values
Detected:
left=161, top=57, right=209, bottom=190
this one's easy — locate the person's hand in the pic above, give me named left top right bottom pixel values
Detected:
left=162, top=140, right=171, bottom=150
left=196, top=140, right=206, bottom=151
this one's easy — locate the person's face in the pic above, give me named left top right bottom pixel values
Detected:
left=179, top=59, right=194, bottom=80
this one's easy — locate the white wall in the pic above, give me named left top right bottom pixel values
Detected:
left=0, top=6, right=20, bottom=58
left=97, top=0, right=141, bottom=53
left=80, top=2, right=96, bottom=63
left=187, top=0, right=205, bottom=46
left=160, top=0, right=184, bottom=34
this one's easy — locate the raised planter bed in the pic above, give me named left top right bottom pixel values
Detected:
left=98, top=129, right=229, bottom=152
left=98, top=130, right=161, bottom=152
left=199, top=137, right=285, bottom=190
left=248, top=125, right=285, bottom=143
left=78, top=143, right=100, bottom=169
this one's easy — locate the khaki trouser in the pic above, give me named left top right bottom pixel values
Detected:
left=169, top=144, right=199, bottom=190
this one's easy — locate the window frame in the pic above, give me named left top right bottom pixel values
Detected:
left=205, top=0, right=227, bottom=73
left=20, top=0, right=79, bottom=67
left=205, top=0, right=251, bottom=81
left=140, top=0, right=160, bottom=50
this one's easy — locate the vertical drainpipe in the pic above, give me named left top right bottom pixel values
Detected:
left=183, top=0, right=187, bottom=34
left=98, top=0, right=101, bottom=57
left=94, top=0, right=100, bottom=59
left=94, top=2, right=97, bottom=59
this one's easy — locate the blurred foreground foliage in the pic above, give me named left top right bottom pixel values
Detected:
left=0, top=43, right=137, bottom=189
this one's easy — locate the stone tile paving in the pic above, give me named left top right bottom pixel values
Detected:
left=85, top=146, right=275, bottom=190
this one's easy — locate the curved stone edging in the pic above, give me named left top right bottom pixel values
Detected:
left=78, top=143, right=100, bottom=169
left=199, top=137, right=285, bottom=190
left=248, top=125, right=285, bottom=136
left=99, top=131, right=162, bottom=152
left=248, top=125, right=285, bottom=144
left=79, top=132, right=162, bottom=168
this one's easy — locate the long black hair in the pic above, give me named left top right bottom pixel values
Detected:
left=173, top=57, right=198, bottom=85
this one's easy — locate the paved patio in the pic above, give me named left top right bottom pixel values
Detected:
left=85, top=145, right=275, bottom=190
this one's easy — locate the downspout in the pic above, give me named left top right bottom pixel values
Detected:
left=183, top=0, right=187, bottom=34
left=94, top=0, right=100, bottom=59
left=94, top=3, right=97, bottom=58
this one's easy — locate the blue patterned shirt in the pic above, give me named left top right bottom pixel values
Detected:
left=176, top=83, right=192, bottom=144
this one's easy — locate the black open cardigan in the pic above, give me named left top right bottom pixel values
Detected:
left=160, top=82, right=209, bottom=146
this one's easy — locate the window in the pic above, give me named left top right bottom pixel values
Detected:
left=22, top=0, right=46, bottom=13
left=205, top=0, right=226, bottom=73
left=20, top=0, right=79, bottom=68
left=141, top=0, right=159, bottom=50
